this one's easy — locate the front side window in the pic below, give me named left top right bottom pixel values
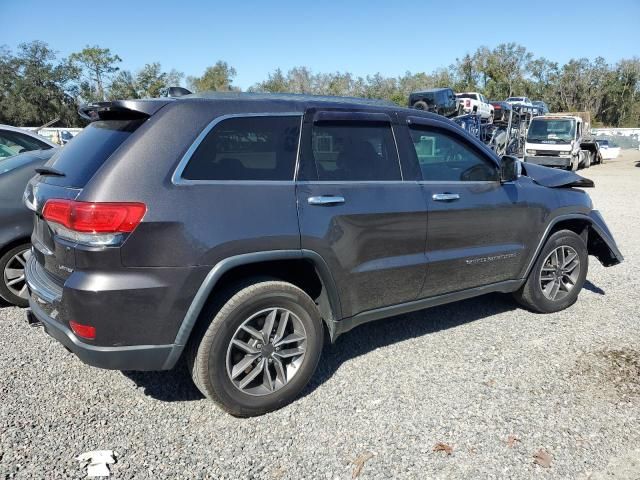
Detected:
left=182, top=115, right=301, bottom=181
left=409, top=127, right=498, bottom=182
left=308, top=122, right=401, bottom=181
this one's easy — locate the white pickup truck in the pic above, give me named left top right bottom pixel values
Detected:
left=455, top=92, right=494, bottom=122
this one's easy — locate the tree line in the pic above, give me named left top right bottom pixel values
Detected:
left=1, top=40, right=638, bottom=128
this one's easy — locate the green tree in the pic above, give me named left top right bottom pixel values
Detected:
left=188, top=61, right=237, bottom=92
left=70, top=45, right=121, bottom=101
left=0, top=41, right=80, bottom=127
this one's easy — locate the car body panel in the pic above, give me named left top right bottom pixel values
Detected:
left=0, top=149, right=56, bottom=252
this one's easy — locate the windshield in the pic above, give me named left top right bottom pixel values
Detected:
left=528, top=119, right=576, bottom=144
left=507, top=97, right=524, bottom=102
left=456, top=93, right=478, bottom=100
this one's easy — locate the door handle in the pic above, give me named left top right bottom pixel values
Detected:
left=307, top=195, right=345, bottom=206
left=432, top=193, right=460, bottom=202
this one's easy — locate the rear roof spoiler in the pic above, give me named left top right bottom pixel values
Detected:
left=78, top=99, right=174, bottom=122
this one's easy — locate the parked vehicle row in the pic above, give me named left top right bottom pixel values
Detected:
left=22, top=92, right=622, bottom=417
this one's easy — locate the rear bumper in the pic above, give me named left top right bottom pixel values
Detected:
left=24, top=255, right=207, bottom=371
left=524, top=156, right=572, bottom=168
left=28, top=299, right=174, bottom=370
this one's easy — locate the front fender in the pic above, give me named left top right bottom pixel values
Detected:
left=522, top=212, right=623, bottom=278
left=588, top=210, right=624, bottom=266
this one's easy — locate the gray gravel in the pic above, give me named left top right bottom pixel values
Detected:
left=2, top=151, right=640, bottom=479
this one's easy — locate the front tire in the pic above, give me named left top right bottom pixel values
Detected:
left=514, top=230, right=588, bottom=313
left=187, top=280, right=324, bottom=417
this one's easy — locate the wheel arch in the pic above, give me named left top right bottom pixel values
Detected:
left=521, top=213, right=623, bottom=279
left=162, top=249, right=341, bottom=369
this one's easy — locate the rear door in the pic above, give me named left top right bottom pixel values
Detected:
left=296, top=110, right=428, bottom=318
left=404, top=116, right=532, bottom=297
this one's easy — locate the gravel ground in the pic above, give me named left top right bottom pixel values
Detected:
left=1, top=151, right=639, bottom=479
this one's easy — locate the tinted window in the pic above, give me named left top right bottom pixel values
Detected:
left=45, top=119, right=144, bottom=187
left=182, top=116, right=301, bottom=181
left=409, top=127, right=498, bottom=182
left=456, top=93, right=478, bottom=100
left=0, top=130, right=52, bottom=159
left=308, top=122, right=401, bottom=181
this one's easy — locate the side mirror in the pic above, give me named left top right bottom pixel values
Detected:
left=500, top=155, right=521, bottom=182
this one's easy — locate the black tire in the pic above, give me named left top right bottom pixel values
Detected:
left=0, top=243, right=31, bottom=308
left=187, top=280, right=324, bottom=417
left=513, top=230, right=588, bottom=313
left=412, top=100, right=428, bottom=111
left=569, top=156, right=579, bottom=171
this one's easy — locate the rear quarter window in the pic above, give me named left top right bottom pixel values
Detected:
left=181, top=115, right=301, bottom=181
left=44, top=119, right=144, bottom=187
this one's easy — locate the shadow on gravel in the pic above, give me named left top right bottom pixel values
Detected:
left=122, top=360, right=204, bottom=402
left=122, top=293, right=517, bottom=404
left=584, top=280, right=605, bottom=295
left=304, top=292, right=517, bottom=397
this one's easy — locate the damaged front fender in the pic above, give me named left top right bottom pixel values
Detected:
left=522, top=162, right=595, bottom=188
left=588, top=210, right=624, bottom=266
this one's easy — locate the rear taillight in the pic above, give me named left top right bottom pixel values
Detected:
left=42, top=199, right=146, bottom=246
left=465, top=99, right=470, bottom=107
left=69, top=321, right=96, bottom=340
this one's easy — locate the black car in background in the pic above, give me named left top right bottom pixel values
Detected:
left=25, top=93, right=622, bottom=417
left=0, top=148, right=57, bottom=306
left=489, top=101, right=513, bottom=123
left=408, top=88, right=458, bottom=117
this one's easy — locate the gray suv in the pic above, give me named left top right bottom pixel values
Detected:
left=24, top=93, right=623, bottom=417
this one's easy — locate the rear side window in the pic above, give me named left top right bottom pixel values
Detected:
left=45, top=119, right=144, bottom=187
left=409, top=127, right=498, bottom=182
left=181, top=116, right=301, bottom=181
left=307, top=122, right=401, bottom=181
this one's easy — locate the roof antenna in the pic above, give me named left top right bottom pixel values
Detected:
left=166, top=86, right=192, bottom=98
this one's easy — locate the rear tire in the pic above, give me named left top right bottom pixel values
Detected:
left=0, top=243, right=31, bottom=308
left=412, top=101, right=428, bottom=111
left=187, top=280, right=324, bottom=417
left=513, top=230, right=588, bottom=313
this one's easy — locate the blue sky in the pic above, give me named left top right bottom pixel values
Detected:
left=2, top=0, right=639, bottom=90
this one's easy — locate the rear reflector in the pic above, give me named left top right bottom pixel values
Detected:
left=465, top=99, right=470, bottom=107
left=43, top=200, right=146, bottom=233
left=69, top=321, right=96, bottom=340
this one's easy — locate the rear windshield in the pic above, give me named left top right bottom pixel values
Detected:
left=43, top=119, right=144, bottom=187
left=456, top=93, right=478, bottom=100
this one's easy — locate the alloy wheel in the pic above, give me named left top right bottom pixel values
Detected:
left=539, top=245, right=580, bottom=301
left=226, top=307, right=307, bottom=396
left=3, top=248, right=31, bottom=300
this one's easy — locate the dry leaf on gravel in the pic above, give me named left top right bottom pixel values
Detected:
left=352, top=451, right=375, bottom=479
left=433, top=442, right=453, bottom=455
left=533, top=449, right=552, bottom=468
left=507, top=435, right=521, bottom=448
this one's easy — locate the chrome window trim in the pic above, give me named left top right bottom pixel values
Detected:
left=171, top=112, right=303, bottom=186
left=417, top=180, right=501, bottom=185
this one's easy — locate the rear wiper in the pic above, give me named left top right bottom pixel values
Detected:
left=35, top=166, right=65, bottom=177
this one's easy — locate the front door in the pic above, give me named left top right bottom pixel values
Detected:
left=406, top=119, right=532, bottom=297
left=296, top=110, right=428, bottom=318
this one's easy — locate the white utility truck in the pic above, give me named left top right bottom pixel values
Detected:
left=524, top=112, right=601, bottom=170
